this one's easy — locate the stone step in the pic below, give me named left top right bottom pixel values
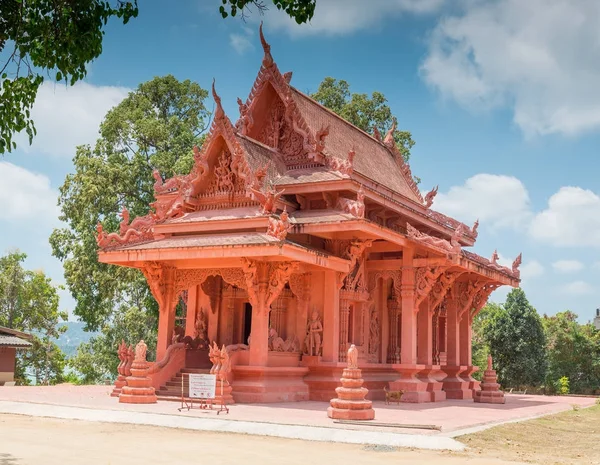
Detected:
left=180, top=368, right=211, bottom=374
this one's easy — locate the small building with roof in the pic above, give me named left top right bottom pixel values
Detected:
left=0, top=326, right=33, bottom=386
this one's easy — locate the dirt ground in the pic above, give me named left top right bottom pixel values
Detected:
left=0, top=414, right=524, bottom=465
left=2, top=407, right=599, bottom=465
left=459, top=404, right=600, bottom=465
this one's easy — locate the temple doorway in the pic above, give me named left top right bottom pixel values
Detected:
left=243, top=303, right=252, bottom=345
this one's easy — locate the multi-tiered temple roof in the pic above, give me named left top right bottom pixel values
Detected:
left=97, top=25, right=521, bottom=287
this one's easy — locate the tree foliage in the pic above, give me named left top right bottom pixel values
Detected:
left=0, top=251, right=67, bottom=385
left=483, top=288, right=547, bottom=389
left=471, top=302, right=503, bottom=381
left=50, top=75, right=210, bottom=331
left=69, top=305, right=157, bottom=384
left=310, top=77, right=415, bottom=163
left=219, top=0, right=316, bottom=23
left=543, top=311, right=600, bottom=394
left=0, top=0, right=138, bottom=154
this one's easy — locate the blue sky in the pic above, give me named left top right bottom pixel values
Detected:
left=2, top=0, right=600, bottom=322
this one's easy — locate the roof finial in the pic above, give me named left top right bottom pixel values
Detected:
left=212, top=78, right=224, bottom=120
left=259, top=22, right=274, bottom=68
left=384, top=118, right=397, bottom=146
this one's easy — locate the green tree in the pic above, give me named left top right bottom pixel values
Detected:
left=484, top=288, right=547, bottom=389
left=50, top=75, right=210, bottom=331
left=310, top=77, right=416, bottom=163
left=220, top=0, right=316, bottom=23
left=543, top=311, right=600, bottom=394
left=471, top=302, right=503, bottom=381
left=69, top=305, right=157, bottom=384
left=0, top=0, right=138, bottom=154
left=0, top=251, right=68, bottom=385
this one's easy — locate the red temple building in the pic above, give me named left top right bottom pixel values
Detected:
left=98, top=26, right=520, bottom=404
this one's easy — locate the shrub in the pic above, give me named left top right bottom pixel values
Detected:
left=558, top=376, right=570, bottom=395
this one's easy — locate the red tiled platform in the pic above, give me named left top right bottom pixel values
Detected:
left=0, top=385, right=596, bottom=435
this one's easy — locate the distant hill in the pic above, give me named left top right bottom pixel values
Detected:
left=57, top=321, right=99, bottom=358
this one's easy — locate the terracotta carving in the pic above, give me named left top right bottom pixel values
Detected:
left=303, top=310, right=323, bottom=356
left=266, top=207, right=292, bottom=241
left=424, top=185, right=438, bottom=208
left=368, top=308, right=380, bottom=356
left=336, top=186, right=365, bottom=218
left=471, top=219, right=479, bottom=238
left=372, top=126, right=382, bottom=142
left=491, top=249, right=499, bottom=266
left=249, top=184, right=285, bottom=214
left=194, top=309, right=208, bottom=341
left=347, top=344, right=359, bottom=369
left=512, top=253, right=522, bottom=278
left=406, top=222, right=461, bottom=257
left=327, top=149, right=354, bottom=175
left=383, top=118, right=396, bottom=147
left=343, top=239, right=373, bottom=291
left=236, top=97, right=254, bottom=135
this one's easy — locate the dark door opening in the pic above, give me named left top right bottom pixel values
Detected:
left=243, top=303, right=252, bottom=345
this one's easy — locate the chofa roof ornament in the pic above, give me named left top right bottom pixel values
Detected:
left=212, top=79, right=225, bottom=121
left=259, top=22, right=274, bottom=68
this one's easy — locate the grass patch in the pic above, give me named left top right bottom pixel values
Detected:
left=459, top=405, right=600, bottom=464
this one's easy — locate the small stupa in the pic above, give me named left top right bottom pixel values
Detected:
left=474, top=354, right=505, bottom=404
left=119, top=340, right=157, bottom=404
left=327, top=344, right=375, bottom=420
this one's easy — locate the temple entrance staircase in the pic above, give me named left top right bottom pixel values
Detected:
left=156, top=348, right=212, bottom=402
left=156, top=367, right=211, bottom=401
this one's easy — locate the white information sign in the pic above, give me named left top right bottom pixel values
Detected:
left=188, top=373, right=216, bottom=399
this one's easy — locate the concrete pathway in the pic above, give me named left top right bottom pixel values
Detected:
left=0, top=400, right=465, bottom=451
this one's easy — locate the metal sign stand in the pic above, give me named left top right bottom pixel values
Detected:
left=177, top=372, right=229, bottom=415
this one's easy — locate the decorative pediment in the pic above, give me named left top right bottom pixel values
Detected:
left=237, top=24, right=322, bottom=168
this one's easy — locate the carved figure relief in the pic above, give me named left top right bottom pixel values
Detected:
left=134, top=340, right=148, bottom=362
left=303, top=310, right=323, bottom=356
left=269, top=328, right=300, bottom=352
left=406, top=222, right=461, bottom=258
left=491, top=250, right=499, bottom=266
left=368, top=307, right=380, bottom=356
left=348, top=344, right=359, bottom=369
left=266, top=207, right=292, bottom=241
left=236, top=97, right=254, bottom=135
left=194, top=309, right=208, bottom=341
left=96, top=207, right=155, bottom=250
left=343, top=239, right=373, bottom=292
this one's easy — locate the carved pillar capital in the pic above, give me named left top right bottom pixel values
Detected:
left=141, top=262, right=176, bottom=310
left=457, top=280, right=487, bottom=321
left=414, top=266, right=448, bottom=308
left=430, top=271, right=463, bottom=311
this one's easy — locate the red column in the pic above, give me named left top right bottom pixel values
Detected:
left=445, top=295, right=460, bottom=366
left=417, top=298, right=432, bottom=366
left=400, top=249, right=416, bottom=365
left=249, top=264, right=269, bottom=367
left=322, top=270, right=340, bottom=362
left=460, top=315, right=472, bottom=366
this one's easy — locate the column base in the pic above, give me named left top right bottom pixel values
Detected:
left=231, top=366, right=309, bottom=403
left=474, top=390, right=506, bottom=404
left=461, top=365, right=481, bottom=395
left=442, top=365, right=472, bottom=399
left=111, top=376, right=127, bottom=397
left=390, top=364, right=430, bottom=403
left=418, top=365, right=447, bottom=402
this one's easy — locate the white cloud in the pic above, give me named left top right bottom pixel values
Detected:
left=529, top=187, right=600, bottom=247
left=552, top=260, right=584, bottom=273
left=230, top=27, right=255, bottom=54
left=0, top=162, right=59, bottom=223
left=434, top=174, right=531, bottom=229
left=421, top=0, right=600, bottom=136
left=261, top=0, right=445, bottom=36
left=520, top=260, right=545, bottom=280
left=561, top=281, right=595, bottom=295
left=15, top=81, right=130, bottom=158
